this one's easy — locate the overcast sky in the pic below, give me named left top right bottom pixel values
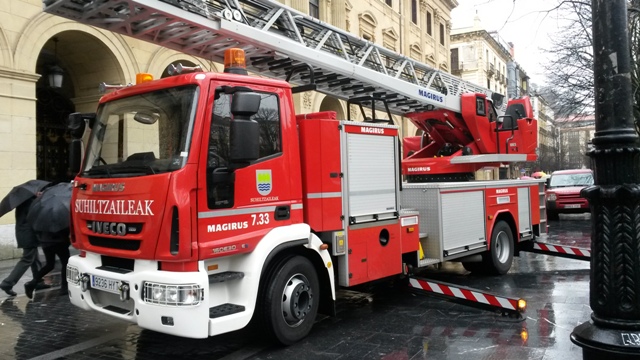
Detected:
left=451, top=0, right=566, bottom=86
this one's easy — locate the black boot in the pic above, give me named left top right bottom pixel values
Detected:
left=0, top=284, right=17, bottom=297
left=24, top=281, right=35, bottom=299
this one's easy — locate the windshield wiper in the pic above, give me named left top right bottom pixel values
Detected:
left=114, top=163, right=157, bottom=175
left=86, top=166, right=112, bottom=178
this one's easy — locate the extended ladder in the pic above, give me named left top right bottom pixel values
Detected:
left=42, top=0, right=506, bottom=116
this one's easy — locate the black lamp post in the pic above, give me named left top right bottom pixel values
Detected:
left=570, top=0, right=640, bottom=358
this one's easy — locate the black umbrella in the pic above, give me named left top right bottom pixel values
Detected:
left=27, top=182, right=72, bottom=233
left=0, top=180, right=51, bottom=218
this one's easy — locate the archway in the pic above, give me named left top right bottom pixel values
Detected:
left=35, top=88, right=75, bottom=183
left=35, top=31, right=124, bottom=183
left=319, top=96, right=345, bottom=119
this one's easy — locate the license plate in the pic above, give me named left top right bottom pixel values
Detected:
left=91, top=275, right=120, bottom=294
left=564, top=204, right=581, bottom=209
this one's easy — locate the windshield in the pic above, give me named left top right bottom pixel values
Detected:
left=82, top=85, right=199, bottom=178
left=549, top=173, right=594, bottom=187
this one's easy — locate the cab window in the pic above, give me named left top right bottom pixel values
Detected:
left=206, top=92, right=281, bottom=209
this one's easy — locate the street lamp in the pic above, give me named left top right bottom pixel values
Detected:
left=47, top=37, right=63, bottom=89
left=48, top=64, right=64, bottom=89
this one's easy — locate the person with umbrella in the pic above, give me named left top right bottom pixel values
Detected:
left=0, top=180, right=51, bottom=296
left=24, top=182, right=72, bottom=299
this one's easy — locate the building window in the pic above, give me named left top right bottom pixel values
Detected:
left=359, top=13, right=377, bottom=42
left=450, top=48, right=459, bottom=72
left=411, top=0, right=417, bottom=24
left=385, top=0, right=392, bottom=6
left=410, top=44, right=422, bottom=61
left=487, top=79, right=491, bottom=89
left=439, top=23, right=445, bottom=45
left=427, top=12, right=432, bottom=35
left=309, top=0, right=319, bottom=18
left=382, top=28, right=398, bottom=68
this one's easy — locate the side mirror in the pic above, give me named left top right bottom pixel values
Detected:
left=69, top=139, right=83, bottom=174
left=229, top=92, right=261, bottom=164
left=545, top=178, right=551, bottom=188
left=229, top=117, right=260, bottom=164
left=67, top=112, right=96, bottom=139
left=231, top=92, right=261, bottom=116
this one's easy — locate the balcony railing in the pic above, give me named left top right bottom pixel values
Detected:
left=487, top=63, right=495, bottom=76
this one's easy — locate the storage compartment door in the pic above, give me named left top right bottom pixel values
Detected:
left=346, top=133, right=397, bottom=220
left=518, top=187, right=531, bottom=235
left=441, top=191, right=486, bottom=255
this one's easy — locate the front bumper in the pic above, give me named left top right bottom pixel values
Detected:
left=67, top=253, right=210, bottom=338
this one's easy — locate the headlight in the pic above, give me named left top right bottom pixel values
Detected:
left=548, top=193, right=557, bottom=201
left=143, top=282, right=203, bottom=306
left=66, top=265, right=80, bottom=285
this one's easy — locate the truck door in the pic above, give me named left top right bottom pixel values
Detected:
left=196, top=82, right=302, bottom=258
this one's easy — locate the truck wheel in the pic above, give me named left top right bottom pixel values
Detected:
left=262, top=255, right=319, bottom=345
left=486, top=221, right=514, bottom=275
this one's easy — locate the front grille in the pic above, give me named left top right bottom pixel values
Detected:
left=557, top=193, right=583, bottom=200
left=100, top=255, right=134, bottom=273
left=89, top=236, right=141, bottom=250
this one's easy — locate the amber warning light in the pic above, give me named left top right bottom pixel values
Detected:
left=136, top=73, right=154, bottom=85
left=224, top=48, right=248, bottom=75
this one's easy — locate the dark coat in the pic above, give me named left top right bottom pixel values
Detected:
left=14, top=198, right=38, bottom=249
left=38, top=228, right=70, bottom=248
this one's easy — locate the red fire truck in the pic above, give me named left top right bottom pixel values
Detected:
left=45, top=0, right=552, bottom=345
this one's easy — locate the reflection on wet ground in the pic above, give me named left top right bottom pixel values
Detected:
left=0, top=214, right=592, bottom=360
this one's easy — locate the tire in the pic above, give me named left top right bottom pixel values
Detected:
left=486, top=221, right=514, bottom=275
left=261, top=255, right=319, bottom=345
left=547, top=211, right=559, bottom=221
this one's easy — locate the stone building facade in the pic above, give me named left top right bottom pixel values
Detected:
left=450, top=16, right=511, bottom=97
left=0, top=0, right=457, bottom=258
left=531, top=95, right=558, bottom=172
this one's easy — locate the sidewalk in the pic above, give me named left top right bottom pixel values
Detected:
left=0, top=247, right=79, bottom=299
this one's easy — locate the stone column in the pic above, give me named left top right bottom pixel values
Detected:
left=289, top=0, right=309, bottom=14
left=330, top=0, right=346, bottom=30
left=570, top=0, right=640, bottom=358
left=0, top=68, right=40, bottom=258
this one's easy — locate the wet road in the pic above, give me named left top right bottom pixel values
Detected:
left=0, top=215, right=592, bottom=360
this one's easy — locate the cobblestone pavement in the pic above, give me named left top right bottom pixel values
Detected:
left=0, top=215, right=592, bottom=360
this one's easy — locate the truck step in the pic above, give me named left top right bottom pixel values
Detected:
left=418, top=258, right=441, bottom=267
left=209, top=303, right=245, bottom=319
left=209, top=271, right=245, bottom=283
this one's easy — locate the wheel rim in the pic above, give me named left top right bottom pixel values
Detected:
left=495, top=230, right=511, bottom=264
left=281, top=273, right=313, bottom=327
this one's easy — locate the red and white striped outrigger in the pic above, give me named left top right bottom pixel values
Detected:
left=408, top=276, right=527, bottom=317
left=520, top=241, right=591, bottom=261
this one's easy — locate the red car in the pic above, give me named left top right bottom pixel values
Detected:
left=546, top=169, right=594, bottom=220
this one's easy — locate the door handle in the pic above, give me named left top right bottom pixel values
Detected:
left=275, top=206, right=290, bottom=220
